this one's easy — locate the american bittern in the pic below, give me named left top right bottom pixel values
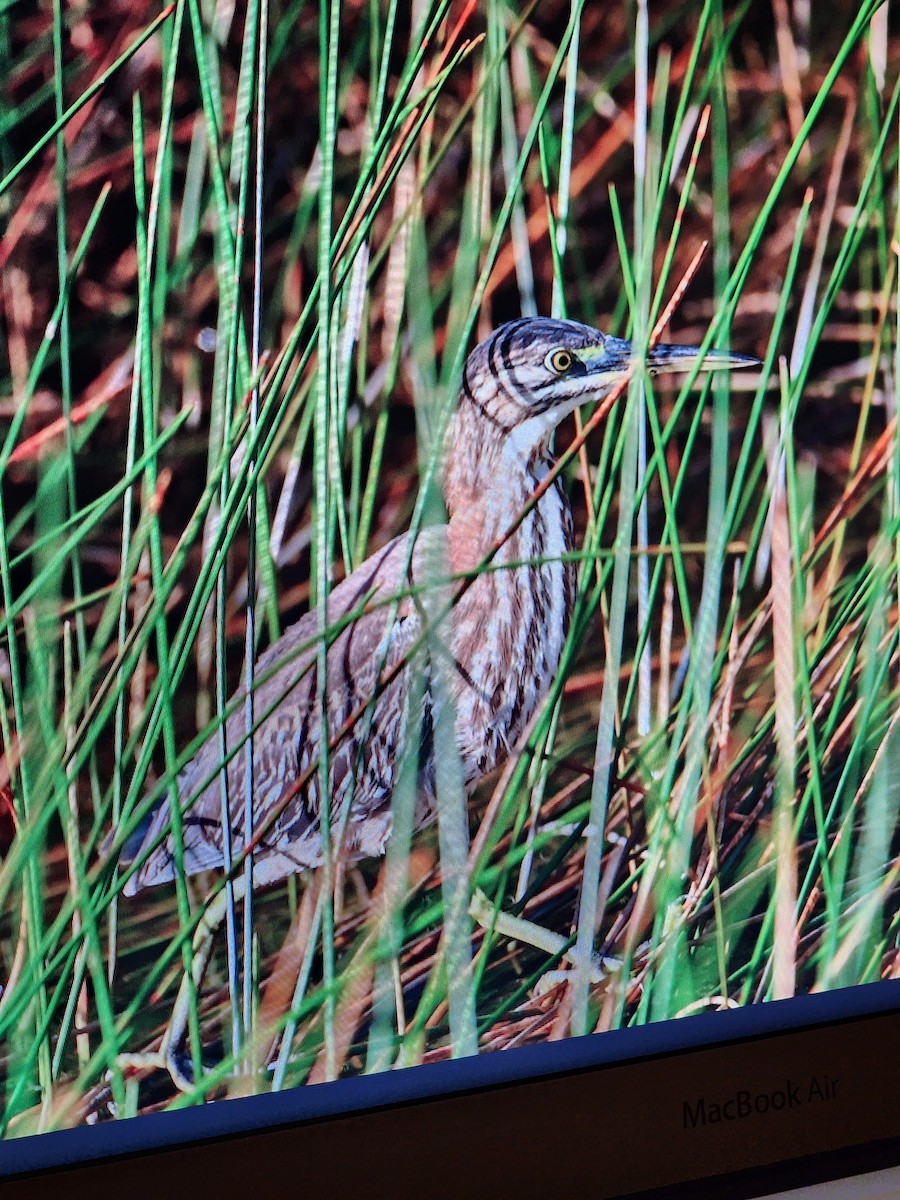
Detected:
left=115, top=317, right=755, bottom=1090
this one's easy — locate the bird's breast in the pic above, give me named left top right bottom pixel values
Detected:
left=447, top=474, right=575, bottom=782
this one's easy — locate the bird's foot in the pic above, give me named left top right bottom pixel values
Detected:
left=530, top=965, right=618, bottom=997
left=103, top=1050, right=164, bottom=1116
left=160, top=1043, right=203, bottom=1093
left=115, top=1049, right=166, bottom=1074
left=469, top=888, right=622, bottom=991
left=110, top=1043, right=212, bottom=1100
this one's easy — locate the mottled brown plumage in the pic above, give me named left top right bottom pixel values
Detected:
left=125, top=318, right=592, bottom=896
left=116, top=317, right=754, bottom=1088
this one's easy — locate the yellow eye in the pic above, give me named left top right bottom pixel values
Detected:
left=546, top=348, right=573, bottom=373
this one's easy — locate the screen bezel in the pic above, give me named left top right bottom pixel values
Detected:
left=2, top=979, right=898, bottom=1196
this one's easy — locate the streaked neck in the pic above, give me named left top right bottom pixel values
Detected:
left=443, top=394, right=566, bottom=576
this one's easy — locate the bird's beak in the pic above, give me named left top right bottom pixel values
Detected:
left=580, top=335, right=759, bottom=380
left=644, top=340, right=760, bottom=375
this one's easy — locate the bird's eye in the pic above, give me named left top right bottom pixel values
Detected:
left=546, top=348, right=573, bottom=373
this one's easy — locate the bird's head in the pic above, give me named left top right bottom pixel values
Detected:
left=461, top=316, right=757, bottom=454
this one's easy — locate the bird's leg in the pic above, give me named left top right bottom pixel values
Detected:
left=469, top=888, right=622, bottom=995
left=161, top=880, right=242, bottom=1090
left=117, top=877, right=246, bottom=1094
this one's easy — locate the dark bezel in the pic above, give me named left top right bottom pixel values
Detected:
left=2, top=979, right=898, bottom=1197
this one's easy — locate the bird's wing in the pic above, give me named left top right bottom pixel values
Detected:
left=122, top=527, right=449, bottom=895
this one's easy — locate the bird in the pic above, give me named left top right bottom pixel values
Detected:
left=115, top=316, right=756, bottom=1091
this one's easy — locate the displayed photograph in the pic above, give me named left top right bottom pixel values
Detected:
left=0, top=0, right=897, bottom=1133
